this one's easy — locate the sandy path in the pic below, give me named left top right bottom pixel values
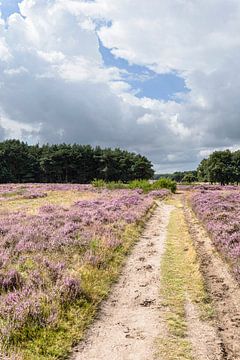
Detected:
left=71, top=201, right=173, bottom=360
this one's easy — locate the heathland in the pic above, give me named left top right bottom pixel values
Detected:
left=0, top=182, right=239, bottom=359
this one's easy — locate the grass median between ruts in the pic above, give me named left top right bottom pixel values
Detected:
left=157, top=197, right=213, bottom=360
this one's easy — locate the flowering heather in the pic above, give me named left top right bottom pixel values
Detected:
left=178, top=184, right=239, bottom=191
left=0, top=184, right=169, bottom=356
left=191, top=190, right=240, bottom=282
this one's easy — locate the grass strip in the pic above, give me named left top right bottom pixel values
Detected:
left=157, top=198, right=213, bottom=360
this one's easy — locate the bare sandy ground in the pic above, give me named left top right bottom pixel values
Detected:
left=185, top=299, right=223, bottom=360
left=71, top=201, right=173, bottom=360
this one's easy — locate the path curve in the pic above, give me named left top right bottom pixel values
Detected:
left=71, top=201, right=173, bottom=360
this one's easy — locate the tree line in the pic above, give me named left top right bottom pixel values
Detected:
left=154, top=170, right=198, bottom=183
left=0, top=140, right=154, bottom=183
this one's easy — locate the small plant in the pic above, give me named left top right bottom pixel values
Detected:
left=0, top=270, right=23, bottom=292
left=59, top=276, right=83, bottom=304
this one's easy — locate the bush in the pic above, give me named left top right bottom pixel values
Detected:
left=128, top=179, right=152, bottom=193
left=91, top=179, right=106, bottom=188
left=152, top=178, right=177, bottom=193
left=92, top=178, right=176, bottom=193
left=106, top=181, right=128, bottom=190
left=91, top=179, right=128, bottom=189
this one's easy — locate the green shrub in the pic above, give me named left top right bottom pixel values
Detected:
left=152, top=178, right=177, bottom=193
left=91, top=178, right=176, bottom=193
left=128, top=179, right=152, bottom=193
left=106, top=181, right=128, bottom=190
left=91, top=180, right=128, bottom=189
left=91, top=179, right=106, bottom=188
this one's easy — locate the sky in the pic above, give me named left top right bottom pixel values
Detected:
left=0, top=0, right=239, bottom=173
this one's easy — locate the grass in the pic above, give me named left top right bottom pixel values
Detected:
left=157, top=197, right=213, bottom=360
left=0, top=190, right=98, bottom=214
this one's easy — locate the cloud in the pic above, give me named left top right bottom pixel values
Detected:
left=0, top=0, right=239, bottom=172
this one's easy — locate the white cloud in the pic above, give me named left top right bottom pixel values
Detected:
left=0, top=0, right=239, bottom=172
left=137, top=113, right=156, bottom=125
left=4, top=66, right=28, bottom=75
left=0, top=109, right=40, bottom=141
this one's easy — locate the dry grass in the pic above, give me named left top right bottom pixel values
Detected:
left=157, top=197, right=213, bottom=360
left=0, top=191, right=98, bottom=214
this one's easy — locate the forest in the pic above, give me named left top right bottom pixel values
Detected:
left=0, top=140, right=239, bottom=185
left=0, top=140, right=154, bottom=183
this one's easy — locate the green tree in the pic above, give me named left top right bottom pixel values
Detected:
left=197, top=158, right=209, bottom=182
left=207, top=150, right=233, bottom=185
left=182, top=172, right=197, bottom=183
left=0, top=140, right=154, bottom=183
left=232, top=150, right=240, bottom=184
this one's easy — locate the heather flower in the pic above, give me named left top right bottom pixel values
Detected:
left=83, top=250, right=103, bottom=267
left=0, top=270, right=23, bottom=292
left=191, top=189, right=240, bottom=283
left=44, top=260, right=65, bottom=283
left=58, top=276, right=82, bottom=303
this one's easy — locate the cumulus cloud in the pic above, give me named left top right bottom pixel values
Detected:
left=0, top=0, right=239, bottom=172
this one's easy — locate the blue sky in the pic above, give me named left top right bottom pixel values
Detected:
left=0, top=0, right=20, bottom=19
left=99, top=42, right=188, bottom=101
left=1, top=0, right=187, bottom=102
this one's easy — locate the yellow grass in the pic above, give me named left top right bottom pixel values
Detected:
left=0, top=191, right=98, bottom=215
left=157, top=197, right=213, bottom=359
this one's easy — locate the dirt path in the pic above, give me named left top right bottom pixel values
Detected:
left=71, top=201, right=173, bottom=360
left=71, top=193, right=240, bottom=360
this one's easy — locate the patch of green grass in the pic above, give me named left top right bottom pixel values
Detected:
left=157, top=198, right=213, bottom=360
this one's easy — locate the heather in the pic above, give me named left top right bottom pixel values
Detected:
left=0, top=184, right=169, bottom=359
left=191, top=190, right=240, bottom=282
left=178, top=184, right=239, bottom=191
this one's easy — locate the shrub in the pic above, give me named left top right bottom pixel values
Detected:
left=106, top=181, right=128, bottom=190
left=92, top=178, right=176, bottom=193
left=59, top=276, right=83, bottom=304
left=92, top=180, right=128, bottom=190
left=0, top=270, right=23, bottom=292
left=91, top=179, right=106, bottom=188
left=152, top=178, right=177, bottom=193
left=128, top=179, right=152, bottom=193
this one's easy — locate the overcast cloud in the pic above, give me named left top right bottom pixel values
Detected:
left=0, top=0, right=240, bottom=172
